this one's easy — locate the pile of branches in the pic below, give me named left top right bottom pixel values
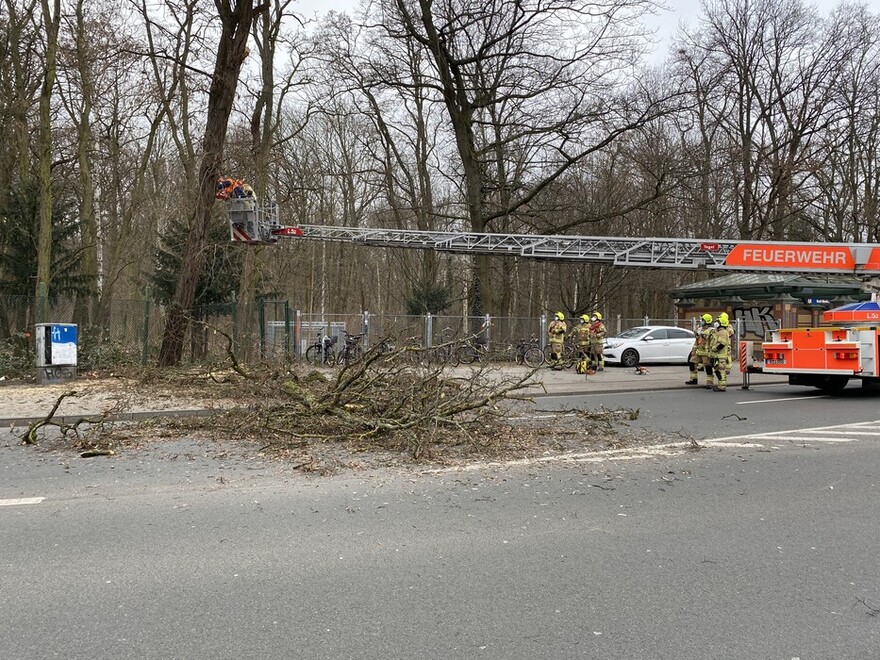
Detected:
left=211, top=338, right=541, bottom=460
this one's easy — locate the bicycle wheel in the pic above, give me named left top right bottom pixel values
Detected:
left=305, top=345, right=321, bottom=365
left=523, top=346, right=545, bottom=368
left=339, top=344, right=363, bottom=366
left=456, top=345, right=478, bottom=364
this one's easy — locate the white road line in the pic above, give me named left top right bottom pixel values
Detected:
left=797, top=429, right=880, bottom=436
left=709, top=419, right=880, bottom=443
left=0, top=497, right=45, bottom=507
left=776, top=436, right=858, bottom=443
left=736, top=395, right=828, bottom=405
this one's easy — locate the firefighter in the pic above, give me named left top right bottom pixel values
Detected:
left=574, top=314, right=591, bottom=373
left=588, top=312, right=606, bottom=372
left=547, top=311, right=568, bottom=369
left=686, top=313, right=714, bottom=387
left=216, top=176, right=235, bottom=200
left=709, top=312, right=733, bottom=392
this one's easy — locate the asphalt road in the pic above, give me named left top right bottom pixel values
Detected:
left=538, top=379, right=880, bottom=442
left=3, top=383, right=880, bottom=659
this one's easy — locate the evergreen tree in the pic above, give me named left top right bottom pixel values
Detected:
left=0, top=181, right=88, bottom=299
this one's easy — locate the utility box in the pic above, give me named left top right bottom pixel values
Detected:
left=35, top=323, right=78, bottom=384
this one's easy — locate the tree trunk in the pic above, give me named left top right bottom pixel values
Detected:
left=72, top=0, right=99, bottom=330
left=34, top=0, right=61, bottom=319
left=158, top=0, right=265, bottom=367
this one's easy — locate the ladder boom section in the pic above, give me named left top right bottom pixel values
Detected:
left=295, top=225, right=735, bottom=269
left=288, top=224, right=880, bottom=277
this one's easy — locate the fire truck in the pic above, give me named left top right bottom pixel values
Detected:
left=226, top=199, right=880, bottom=392
left=757, top=301, right=880, bottom=392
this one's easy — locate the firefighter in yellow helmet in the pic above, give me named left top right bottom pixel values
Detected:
left=547, top=311, right=568, bottom=369
left=708, top=312, right=734, bottom=391
left=588, top=312, right=606, bottom=372
left=686, top=313, right=715, bottom=387
left=573, top=314, right=592, bottom=373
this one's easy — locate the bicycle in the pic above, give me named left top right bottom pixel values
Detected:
left=454, top=337, right=490, bottom=365
left=515, top=336, right=545, bottom=368
left=304, top=334, right=336, bottom=366
left=543, top=336, right=576, bottom=369
left=337, top=332, right=364, bottom=366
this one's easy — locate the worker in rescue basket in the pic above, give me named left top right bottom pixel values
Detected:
left=574, top=314, right=592, bottom=371
left=708, top=312, right=734, bottom=392
left=686, top=313, right=714, bottom=387
left=548, top=311, right=568, bottom=369
left=588, top=312, right=606, bottom=372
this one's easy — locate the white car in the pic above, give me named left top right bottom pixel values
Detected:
left=604, top=325, right=696, bottom=367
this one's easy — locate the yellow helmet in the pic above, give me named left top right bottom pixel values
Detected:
left=719, top=312, right=730, bottom=327
left=701, top=313, right=713, bottom=324
left=581, top=314, right=589, bottom=323
left=593, top=311, right=603, bottom=321
left=555, top=311, right=565, bottom=320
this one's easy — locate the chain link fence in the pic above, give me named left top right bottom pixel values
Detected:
left=0, top=293, right=691, bottom=377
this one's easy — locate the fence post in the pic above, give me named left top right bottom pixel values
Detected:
left=284, top=301, right=291, bottom=360
left=540, top=314, right=547, bottom=350
left=616, top=314, right=622, bottom=335
left=259, top=299, right=266, bottom=360
left=141, top=287, right=151, bottom=366
left=425, top=313, right=432, bottom=348
left=363, top=311, right=370, bottom=348
left=230, top=292, right=238, bottom=357
left=644, top=314, right=650, bottom=326
left=484, top=313, right=491, bottom=348
left=294, top=309, right=302, bottom=358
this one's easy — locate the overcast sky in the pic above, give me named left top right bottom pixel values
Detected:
left=292, top=0, right=880, bottom=62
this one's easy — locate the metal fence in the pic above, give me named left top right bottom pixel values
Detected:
left=266, top=312, right=690, bottom=360
left=0, top=293, right=690, bottom=374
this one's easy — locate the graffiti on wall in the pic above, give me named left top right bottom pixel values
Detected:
left=734, top=306, right=779, bottom=338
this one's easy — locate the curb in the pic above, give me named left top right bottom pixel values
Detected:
left=1, top=408, right=215, bottom=429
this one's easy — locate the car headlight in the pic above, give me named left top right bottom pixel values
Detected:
left=606, top=341, right=622, bottom=349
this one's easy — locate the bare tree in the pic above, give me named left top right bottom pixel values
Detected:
left=366, top=0, right=673, bottom=316
left=314, top=12, right=453, bottom=312
left=812, top=4, right=880, bottom=242
left=692, top=0, right=855, bottom=239
left=34, top=0, right=61, bottom=318
left=158, top=0, right=268, bottom=367
left=0, top=0, right=42, bottom=188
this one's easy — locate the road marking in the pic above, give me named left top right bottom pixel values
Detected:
left=778, top=436, right=858, bottom=443
left=736, top=395, right=828, bottom=405
left=0, top=497, right=45, bottom=507
left=799, top=429, right=880, bottom=436
left=428, top=419, right=880, bottom=472
left=707, top=419, right=880, bottom=449
left=709, top=420, right=880, bottom=443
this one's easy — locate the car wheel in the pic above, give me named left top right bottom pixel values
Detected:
left=620, top=348, right=640, bottom=368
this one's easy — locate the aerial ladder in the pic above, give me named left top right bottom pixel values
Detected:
left=227, top=197, right=880, bottom=392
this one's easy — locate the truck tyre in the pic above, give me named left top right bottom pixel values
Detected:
left=816, top=375, right=849, bottom=394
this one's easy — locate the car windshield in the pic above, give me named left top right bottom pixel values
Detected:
left=614, top=327, right=651, bottom=339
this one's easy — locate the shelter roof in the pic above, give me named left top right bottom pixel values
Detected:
left=670, top=273, right=866, bottom=300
